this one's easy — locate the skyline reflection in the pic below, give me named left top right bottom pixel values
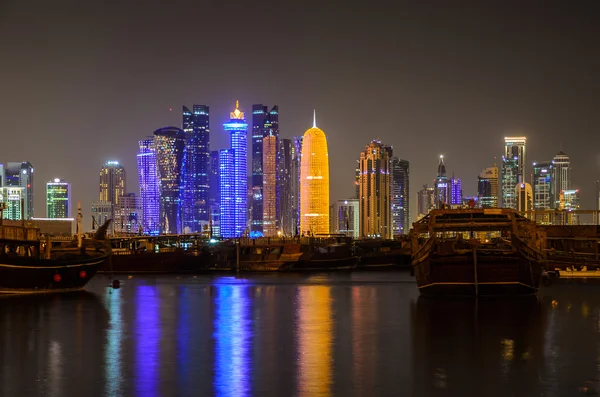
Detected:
left=135, top=286, right=160, bottom=397
left=297, top=285, right=333, bottom=397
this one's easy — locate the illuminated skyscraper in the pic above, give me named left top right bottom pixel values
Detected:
left=5, top=162, right=34, bottom=218
left=291, top=136, right=303, bottom=236
left=182, top=105, right=210, bottom=233
left=434, top=156, right=449, bottom=208
left=532, top=161, right=553, bottom=210
left=250, top=105, right=279, bottom=235
left=262, top=131, right=278, bottom=237
left=450, top=175, right=462, bottom=206
left=209, top=150, right=220, bottom=237
left=358, top=140, right=392, bottom=238
left=560, top=189, right=580, bottom=224
left=278, top=138, right=294, bottom=236
left=220, top=101, right=248, bottom=238
left=477, top=164, right=499, bottom=208
left=100, top=161, right=126, bottom=207
left=552, top=151, right=571, bottom=209
left=137, top=137, right=160, bottom=235
left=154, top=127, right=186, bottom=234
left=46, top=178, right=71, bottom=218
left=502, top=136, right=526, bottom=208
left=300, top=112, right=329, bottom=236
left=417, top=185, right=435, bottom=219
left=391, top=157, right=409, bottom=236
left=114, top=193, right=142, bottom=235
left=0, top=187, right=25, bottom=220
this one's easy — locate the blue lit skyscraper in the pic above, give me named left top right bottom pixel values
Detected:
left=434, top=156, right=449, bottom=208
left=137, top=137, right=160, bottom=234
left=450, top=175, right=462, bottom=205
left=209, top=150, right=221, bottom=237
left=182, top=105, right=210, bottom=233
left=391, top=157, right=409, bottom=236
left=220, top=101, right=248, bottom=238
left=154, top=127, right=186, bottom=234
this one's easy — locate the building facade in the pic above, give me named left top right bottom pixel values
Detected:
left=99, top=161, right=126, bottom=207
left=4, top=162, right=34, bottom=219
left=137, top=137, right=160, bottom=235
left=516, top=182, right=533, bottom=214
left=358, top=140, right=392, bottom=239
left=182, top=105, right=210, bottom=233
left=300, top=113, right=329, bottom=236
left=434, top=156, right=449, bottom=208
left=0, top=187, right=25, bottom=220
left=209, top=150, right=220, bottom=237
left=417, top=185, right=435, bottom=219
left=154, top=127, right=186, bottom=234
left=552, top=151, right=571, bottom=209
left=220, top=101, right=249, bottom=238
left=390, top=157, right=409, bottom=236
left=291, top=136, right=303, bottom=236
left=262, top=131, right=278, bottom=237
left=532, top=161, right=553, bottom=210
left=450, top=176, right=462, bottom=206
left=91, top=202, right=114, bottom=232
left=278, top=138, right=295, bottom=237
left=114, top=193, right=142, bottom=235
left=502, top=136, right=526, bottom=208
left=477, top=164, right=499, bottom=208
left=46, top=178, right=71, bottom=218
left=330, top=199, right=359, bottom=238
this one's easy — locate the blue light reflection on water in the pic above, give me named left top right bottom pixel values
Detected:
left=135, top=286, right=160, bottom=397
left=213, top=283, right=252, bottom=397
left=177, top=286, right=190, bottom=387
left=104, top=290, right=123, bottom=397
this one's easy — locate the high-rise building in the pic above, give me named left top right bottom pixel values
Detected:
left=220, top=101, right=249, bottom=238
left=516, top=182, right=533, bottom=214
left=358, top=140, right=392, bottom=239
left=154, top=127, right=186, bottom=234
left=0, top=187, right=25, bottom=220
left=291, top=136, right=303, bottom=236
left=330, top=199, right=359, bottom=238
left=300, top=112, right=329, bottom=236
left=182, top=105, right=210, bottom=233
left=450, top=175, right=462, bottom=206
left=137, top=137, right=160, bottom=235
left=46, top=178, right=71, bottom=219
left=0, top=164, right=4, bottom=187
left=114, top=193, right=142, bottom=235
left=5, top=162, right=34, bottom=218
left=209, top=150, right=221, bottom=237
left=434, top=156, right=449, bottom=208
left=552, top=151, right=571, bottom=209
left=354, top=159, right=360, bottom=199
left=390, top=157, right=409, bottom=236
left=278, top=138, right=294, bottom=237
left=477, top=164, right=499, bottom=208
left=560, top=189, right=580, bottom=225
left=502, top=136, right=526, bottom=208
left=417, top=185, right=435, bottom=219
left=532, top=161, right=553, bottom=210
left=262, top=131, right=278, bottom=237
left=99, top=161, right=126, bottom=207
left=250, top=104, right=279, bottom=235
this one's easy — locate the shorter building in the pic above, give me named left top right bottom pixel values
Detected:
left=417, top=185, right=435, bottom=219
left=91, top=202, right=114, bottom=234
left=330, top=199, right=359, bottom=238
left=559, top=189, right=580, bottom=225
left=0, top=187, right=25, bottom=220
left=30, top=218, right=74, bottom=237
left=114, top=193, right=143, bottom=235
left=516, top=182, right=533, bottom=215
left=46, top=178, right=71, bottom=219
left=477, top=164, right=499, bottom=208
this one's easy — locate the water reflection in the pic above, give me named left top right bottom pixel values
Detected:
left=213, top=284, right=252, bottom=397
left=297, top=286, right=333, bottom=396
left=104, top=290, right=123, bottom=397
left=135, top=286, right=160, bottom=397
left=411, top=297, right=544, bottom=396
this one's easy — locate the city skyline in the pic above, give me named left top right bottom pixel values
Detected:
left=1, top=1, right=598, bottom=221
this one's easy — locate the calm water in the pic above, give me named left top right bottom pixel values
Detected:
left=1, top=272, right=599, bottom=397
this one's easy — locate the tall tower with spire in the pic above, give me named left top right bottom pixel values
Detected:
left=300, top=111, right=330, bottom=235
left=220, top=100, right=249, bottom=238
left=434, top=155, right=449, bottom=208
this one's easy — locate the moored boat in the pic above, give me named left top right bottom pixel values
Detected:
left=0, top=219, right=111, bottom=294
left=410, top=209, right=545, bottom=297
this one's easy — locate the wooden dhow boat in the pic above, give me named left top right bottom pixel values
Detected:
left=410, top=209, right=545, bottom=297
left=0, top=216, right=111, bottom=294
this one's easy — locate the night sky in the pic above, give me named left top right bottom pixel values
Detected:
left=1, top=0, right=599, bottom=221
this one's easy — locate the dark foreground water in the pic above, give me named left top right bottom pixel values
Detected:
left=1, top=272, right=599, bottom=397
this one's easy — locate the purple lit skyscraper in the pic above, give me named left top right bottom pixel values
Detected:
left=450, top=176, right=462, bottom=205
left=137, top=137, right=160, bottom=235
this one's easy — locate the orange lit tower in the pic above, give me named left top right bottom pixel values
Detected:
left=300, top=111, right=330, bottom=235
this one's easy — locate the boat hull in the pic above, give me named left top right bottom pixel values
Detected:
left=413, top=250, right=543, bottom=297
left=0, top=255, right=106, bottom=294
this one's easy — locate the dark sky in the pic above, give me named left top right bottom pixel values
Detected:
left=1, top=0, right=599, bottom=221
